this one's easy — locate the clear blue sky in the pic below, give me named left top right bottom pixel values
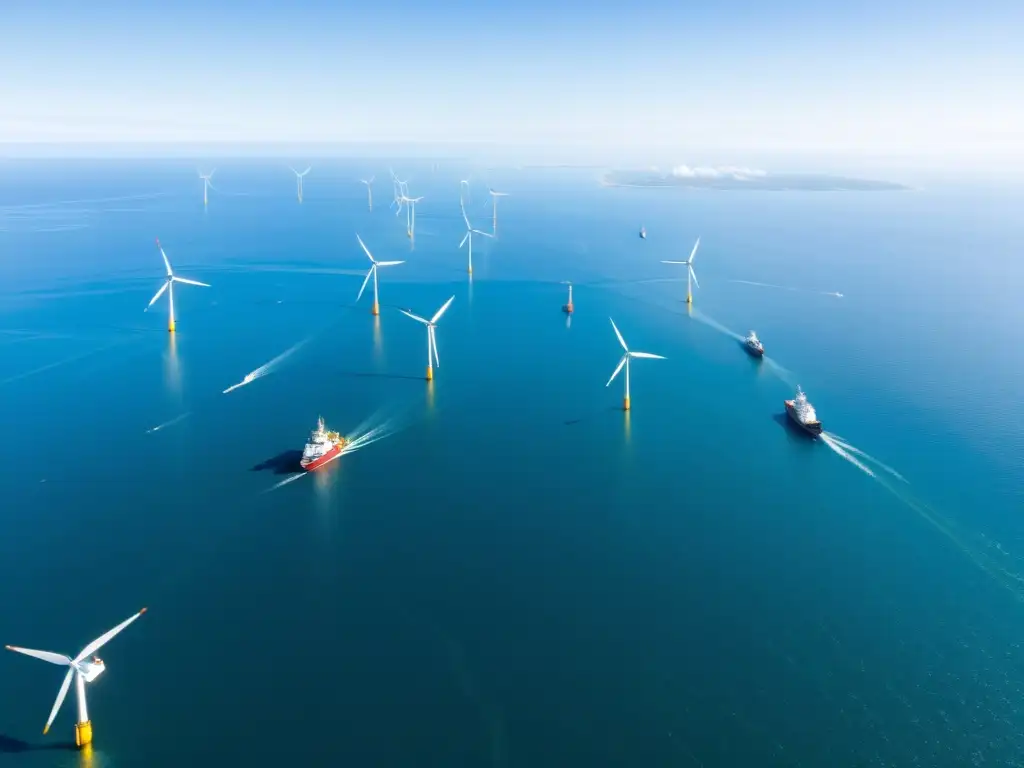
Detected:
left=1, top=0, right=1021, bottom=164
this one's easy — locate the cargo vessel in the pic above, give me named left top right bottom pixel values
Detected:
left=743, top=330, right=764, bottom=357
left=785, top=386, right=822, bottom=436
left=300, top=416, right=347, bottom=470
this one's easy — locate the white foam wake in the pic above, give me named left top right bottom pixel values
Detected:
left=223, top=335, right=313, bottom=394
left=730, top=279, right=843, bottom=298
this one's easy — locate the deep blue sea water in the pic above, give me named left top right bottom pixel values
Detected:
left=1, top=159, right=1023, bottom=767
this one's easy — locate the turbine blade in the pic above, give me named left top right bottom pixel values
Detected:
left=460, top=202, right=471, bottom=230
left=73, top=608, right=147, bottom=664
left=398, top=308, right=430, bottom=324
left=609, top=318, right=628, bottom=352
left=43, top=668, right=75, bottom=735
left=605, top=355, right=627, bottom=387
left=376, top=260, right=405, bottom=267
left=301, top=167, right=311, bottom=176
left=689, top=237, right=701, bottom=263
left=146, top=281, right=169, bottom=309
left=459, top=232, right=469, bottom=249
left=4, top=646, right=72, bottom=666
left=156, top=240, right=172, bottom=276
left=472, top=229, right=494, bottom=238
left=356, top=267, right=374, bottom=303
left=172, top=277, right=210, bottom=288
left=355, top=233, right=376, bottom=264
left=430, top=325, right=440, bottom=367
left=661, top=260, right=687, bottom=264
left=689, top=266, right=700, bottom=289
left=629, top=352, right=666, bottom=360
left=430, top=295, right=455, bottom=324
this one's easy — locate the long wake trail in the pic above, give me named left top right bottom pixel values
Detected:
left=223, top=335, right=315, bottom=394
left=730, top=279, right=843, bottom=298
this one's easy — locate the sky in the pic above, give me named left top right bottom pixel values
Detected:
left=1, top=0, right=1022, bottom=166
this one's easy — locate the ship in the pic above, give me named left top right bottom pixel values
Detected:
left=743, top=330, right=764, bottom=357
left=639, top=226, right=646, bottom=239
left=300, top=416, right=347, bottom=470
left=784, top=386, right=822, bottom=436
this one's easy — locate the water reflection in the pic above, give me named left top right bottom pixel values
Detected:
left=623, top=409, right=632, bottom=445
left=372, top=315, right=383, bottom=364
left=426, top=379, right=436, bottom=413
left=164, top=331, right=181, bottom=396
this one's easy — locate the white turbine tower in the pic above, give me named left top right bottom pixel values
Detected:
left=355, top=233, right=405, bottom=316
left=605, top=318, right=666, bottom=411
left=399, top=295, right=455, bottom=381
left=406, top=195, right=423, bottom=239
left=5, top=607, right=147, bottom=748
left=290, top=166, right=311, bottom=202
left=360, top=176, right=375, bottom=211
left=198, top=169, right=215, bottom=206
left=487, top=187, right=509, bottom=234
left=146, top=238, right=211, bottom=333
left=459, top=200, right=493, bottom=275
left=661, top=237, right=701, bottom=304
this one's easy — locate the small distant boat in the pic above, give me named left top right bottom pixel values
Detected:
left=300, top=416, right=347, bottom=471
left=639, top=226, right=646, bottom=239
left=743, top=330, right=764, bottom=357
left=784, top=386, right=822, bottom=437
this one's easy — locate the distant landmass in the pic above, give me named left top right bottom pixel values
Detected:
left=602, top=166, right=908, bottom=191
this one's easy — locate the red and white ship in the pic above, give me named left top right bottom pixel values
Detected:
left=300, top=416, right=347, bottom=471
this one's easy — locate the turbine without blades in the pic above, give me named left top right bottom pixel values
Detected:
left=661, top=236, right=701, bottom=304
left=5, top=607, right=147, bottom=749
left=198, top=169, right=215, bottom=207
left=405, top=195, right=424, bottom=239
left=360, top=176, right=375, bottom=211
left=290, top=166, right=311, bottom=203
left=459, top=200, right=493, bottom=275
left=561, top=280, right=574, bottom=314
left=146, top=238, right=210, bottom=333
left=398, top=295, right=455, bottom=381
left=355, top=233, right=405, bottom=316
left=605, top=317, right=665, bottom=411
left=487, top=187, right=509, bottom=235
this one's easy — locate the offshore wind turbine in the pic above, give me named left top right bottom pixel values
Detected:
left=360, top=176, right=375, bottom=211
left=5, top=607, right=147, bottom=748
left=290, top=166, right=311, bottom=202
left=487, top=187, right=509, bottom=234
left=198, top=169, right=215, bottom=206
left=459, top=200, right=493, bottom=275
left=661, top=237, right=701, bottom=304
left=605, top=318, right=665, bottom=411
left=398, top=295, right=455, bottom=381
left=406, top=195, right=423, bottom=239
left=146, top=238, right=210, bottom=333
left=355, top=234, right=405, bottom=316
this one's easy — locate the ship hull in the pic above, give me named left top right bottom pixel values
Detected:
left=784, top=401, right=822, bottom=436
left=300, top=443, right=344, bottom=471
left=744, top=342, right=764, bottom=358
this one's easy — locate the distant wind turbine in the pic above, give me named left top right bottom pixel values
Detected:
left=355, top=234, right=405, bottom=316
left=398, top=295, right=455, bottom=381
left=459, top=200, right=493, bottom=275
left=290, top=166, right=311, bottom=202
left=198, top=169, right=215, bottom=206
left=360, top=176, right=375, bottom=211
left=146, top=238, right=210, bottom=333
left=661, top=237, right=701, bottom=304
left=605, top=318, right=665, bottom=411
left=488, top=187, right=509, bottom=234
left=406, top=195, right=423, bottom=239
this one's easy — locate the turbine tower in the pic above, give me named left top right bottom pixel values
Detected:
left=406, top=195, right=423, bottom=239
left=290, top=166, right=311, bottom=203
left=360, top=176, right=375, bottom=211
left=199, top=169, right=215, bottom=206
left=399, top=295, right=455, bottom=381
left=661, top=237, right=701, bottom=304
left=355, top=234, right=405, bottom=316
left=605, top=318, right=665, bottom=411
left=459, top=200, right=493, bottom=275
left=146, top=238, right=211, bottom=333
left=5, top=607, right=147, bottom=748
left=561, top=281, right=574, bottom=314
left=487, top=187, right=509, bottom=234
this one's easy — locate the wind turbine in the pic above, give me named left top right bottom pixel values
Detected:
left=459, top=200, right=493, bottom=275
left=398, top=295, right=455, bottom=381
left=5, top=607, right=147, bottom=748
left=561, top=281, right=574, bottom=314
left=606, top=318, right=665, bottom=411
left=360, top=176, right=375, bottom=211
left=487, top=187, right=509, bottom=234
left=355, top=233, right=405, bottom=316
left=146, top=238, right=211, bottom=333
left=661, top=237, right=701, bottom=304
left=198, top=169, right=215, bottom=206
left=406, top=196, right=424, bottom=239
left=290, top=166, right=311, bottom=202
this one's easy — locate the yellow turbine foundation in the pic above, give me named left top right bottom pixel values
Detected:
left=168, top=319, right=176, bottom=333
left=686, top=293, right=692, bottom=304
left=426, top=365, right=433, bottom=381
left=371, top=301, right=380, bottom=316
left=623, top=395, right=631, bottom=411
left=468, top=266, right=473, bottom=275
left=75, top=720, right=93, bottom=747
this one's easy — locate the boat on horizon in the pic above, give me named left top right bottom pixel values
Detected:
left=639, top=226, right=646, bottom=239
left=785, top=386, right=822, bottom=437
left=743, top=330, right=764, bottom=357
left=300, top=416, right=347, bottom=470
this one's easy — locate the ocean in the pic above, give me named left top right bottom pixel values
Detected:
left=1, top=159, right=1022, bottom=767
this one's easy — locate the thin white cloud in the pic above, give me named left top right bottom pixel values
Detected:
left=671, top=165, right=767, bottom=179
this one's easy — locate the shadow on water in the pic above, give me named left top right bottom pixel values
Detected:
left=336, top=370, right=427, bottom=382
left=0, top=733, right=78, bottom=753
left=564, top=405, right=625, bottom=426
left=252, top=450, right=303, bottom=475
left=772, top=412, right=820, bottom=447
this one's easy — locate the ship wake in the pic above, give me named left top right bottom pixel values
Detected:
left=223, top=335, right=314, bottom=394
left=730, top=279, right=843, bottom=298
